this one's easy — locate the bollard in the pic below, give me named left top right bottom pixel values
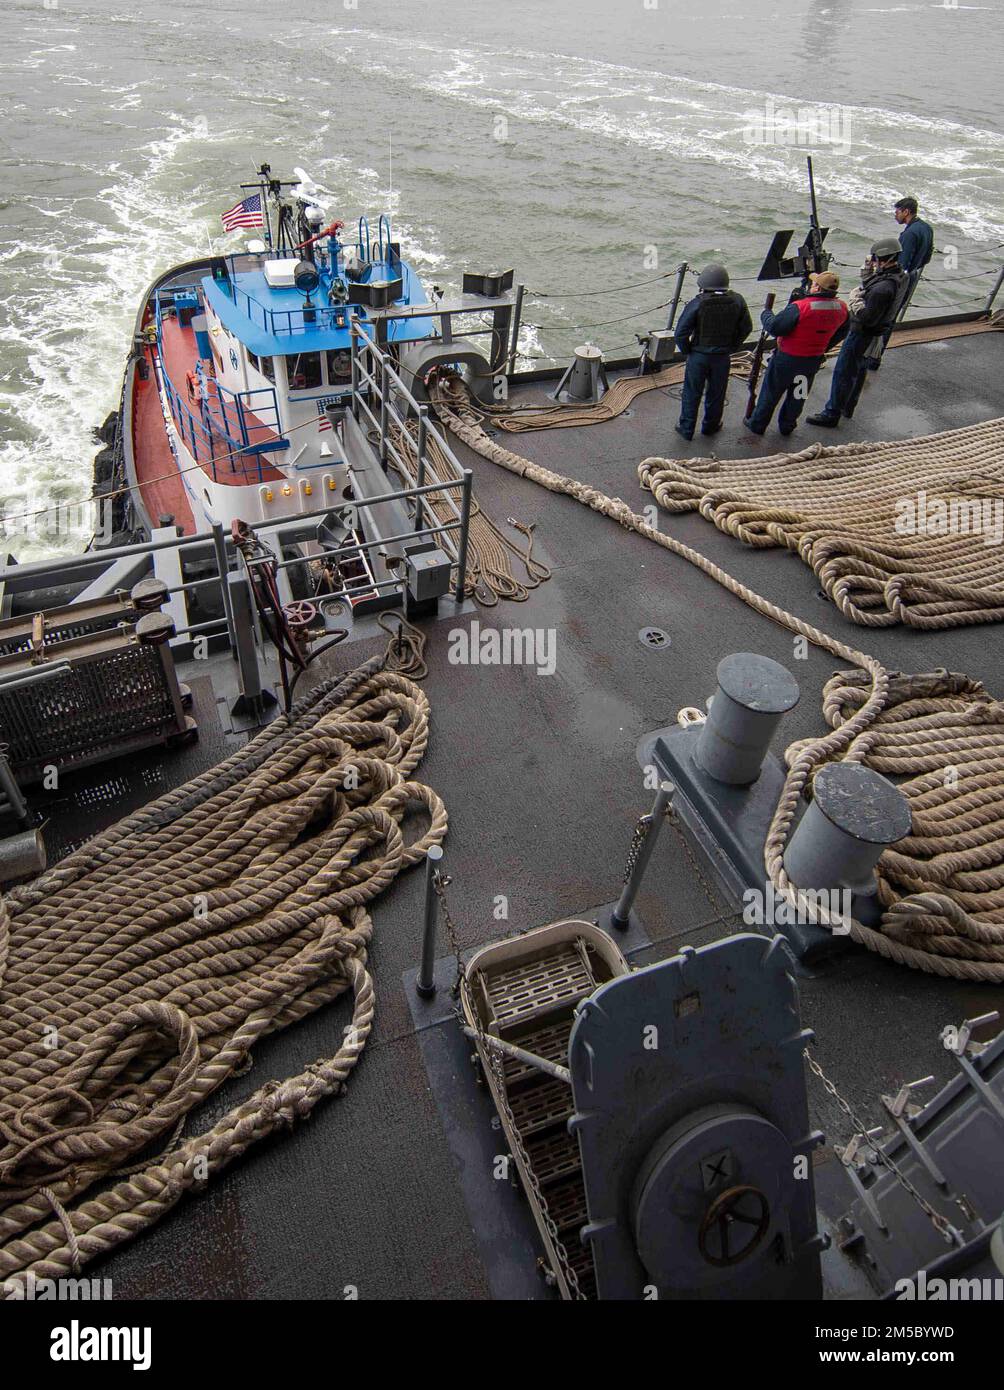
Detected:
left=612, top=782, right=675, bottom=929
left=783, top=762, right=912, bottom=901
left=417, top=845, right=444, bottom=998
left=695, top=652, right=800, bottom=786
left=0, top=828, right=46, bottom=884
left=551, top=344, right=609, bottom=403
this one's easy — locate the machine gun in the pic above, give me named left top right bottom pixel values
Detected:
left=756, top=156, right=832, bottom=295
left=745, top=291, right=776, bottom=418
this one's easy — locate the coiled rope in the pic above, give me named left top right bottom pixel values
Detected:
left=431, top=375, right=1004, bottom=983
left=385, top=421, right=551, bottom=605
left=0, top=654, right=446, bottom=1287
left=639, top=418, right=1004, bottom=630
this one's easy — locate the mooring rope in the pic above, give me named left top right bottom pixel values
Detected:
left=0, top=654, right=446, bottom=1287
left=639, top=418, right=1004, bottom=630
left=431, top=375, right=1004, bottom=983
left=384, top=421, right=551, bottom=605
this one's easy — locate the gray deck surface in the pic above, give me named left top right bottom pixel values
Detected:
left=40, top=329, right=1004, bottom=1299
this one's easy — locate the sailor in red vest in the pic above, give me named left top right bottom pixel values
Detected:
left=745, top=272, right=849, bottom=436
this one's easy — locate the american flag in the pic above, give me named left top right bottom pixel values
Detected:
left=317, top=401, right=332, bottom=432
left=220, top=193, right=264, bottom=232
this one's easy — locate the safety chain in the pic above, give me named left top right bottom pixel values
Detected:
left=430, top=869, right=586, bottom=1299
left=620, top=814, right=651, bottom=885
left=665, top=808, right=741, bottom=934
left=802, top=1050, right=963, bottom=1247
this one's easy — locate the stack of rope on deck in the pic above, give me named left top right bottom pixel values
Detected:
left=0, top=655, right=446, bottom=1289
left=639, top=418, right=1004, bottom=629
left=782, top=668, right=1004, bottom=977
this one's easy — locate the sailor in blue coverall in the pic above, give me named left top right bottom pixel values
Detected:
left=673, top=265, right=752, bottom=440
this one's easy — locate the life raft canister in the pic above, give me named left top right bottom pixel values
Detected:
left=776, top=295, right=849, bottom=356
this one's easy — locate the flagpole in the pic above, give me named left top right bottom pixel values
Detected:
left=260, top=176, right=273, bottom=250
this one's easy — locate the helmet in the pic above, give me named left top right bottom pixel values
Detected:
left=870, top=237, right=901, bottom=261
left=697, top=263, right=729, bottom=290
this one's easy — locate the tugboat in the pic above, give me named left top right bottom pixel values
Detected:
left=128, top=165, right=436, bottom=536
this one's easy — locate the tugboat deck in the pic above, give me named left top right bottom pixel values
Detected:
left=31, top=325, right=1004, bottom=1299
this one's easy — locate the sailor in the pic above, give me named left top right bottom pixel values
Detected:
left=673, top=265, right=752, bottom=440
left=894, top=195, right=934, bottom=305
left=807, top=239, right=907, bottom=428
left=744, top=272, right=848, bottom=436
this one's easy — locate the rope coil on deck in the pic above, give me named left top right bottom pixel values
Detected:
left=639, top=418, right=1004, bottom=630
left=430, top=375, right=1004, bottom=983
left=0, top=655, right=446, bottom=1288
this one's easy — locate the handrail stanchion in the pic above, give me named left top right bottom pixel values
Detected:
left=455, top=469, right=473, bottom=603
left=984, top=264, right=1004, bottom=317
left=508, top=282, right=525, bottom=372
left=415, top=405, right=429, bottom=533
left=611, top=781, right=675, bottom=930
left=416, top=845, right=444, bottom=998
left=350, top=316, right=360, bottom=422
left=379, top=360, right=390, bottom=466
left=211, top=522, right=237, bottom=654
left=667, top=262, right=689, bottom=333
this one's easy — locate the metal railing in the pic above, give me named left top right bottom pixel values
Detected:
left=153, top=290, right=288, bottom=481
left=349, top=316, right=474, bottom=600
left=213, top=223, right=416, bottom=340
left=159, top=370, right=272, bottom=485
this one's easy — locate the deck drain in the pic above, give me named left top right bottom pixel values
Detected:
left=639, top=626, right=671, bottom=650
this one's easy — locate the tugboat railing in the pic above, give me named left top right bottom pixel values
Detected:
left=348, top=316, right=470, bottom=532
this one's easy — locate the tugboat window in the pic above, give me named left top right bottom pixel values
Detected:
left=287, top=352, right=322, bottom=390
left=258, top=354, right=275, bottom=384
left=326, top=350, right=352, bottom=385
left=247, top=350, right=259, bottom=373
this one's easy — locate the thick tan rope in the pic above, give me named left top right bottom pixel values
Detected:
left=785, top=668, right=1004, bottom=963
left=431, top=376, right=1004, bottom=982
left=483, top=313, right=1003, bottom=434
left=0, top=655, right=446, bottom=1288
left=639, top=418, right=1004, bottom=630
left=386, top=421, right=551, bottom=605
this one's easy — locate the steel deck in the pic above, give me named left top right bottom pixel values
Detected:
left=34, top=328, right=1004, bottom=1299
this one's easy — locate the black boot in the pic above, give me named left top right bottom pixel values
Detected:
left=806, top=412, right=839, bottom=428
